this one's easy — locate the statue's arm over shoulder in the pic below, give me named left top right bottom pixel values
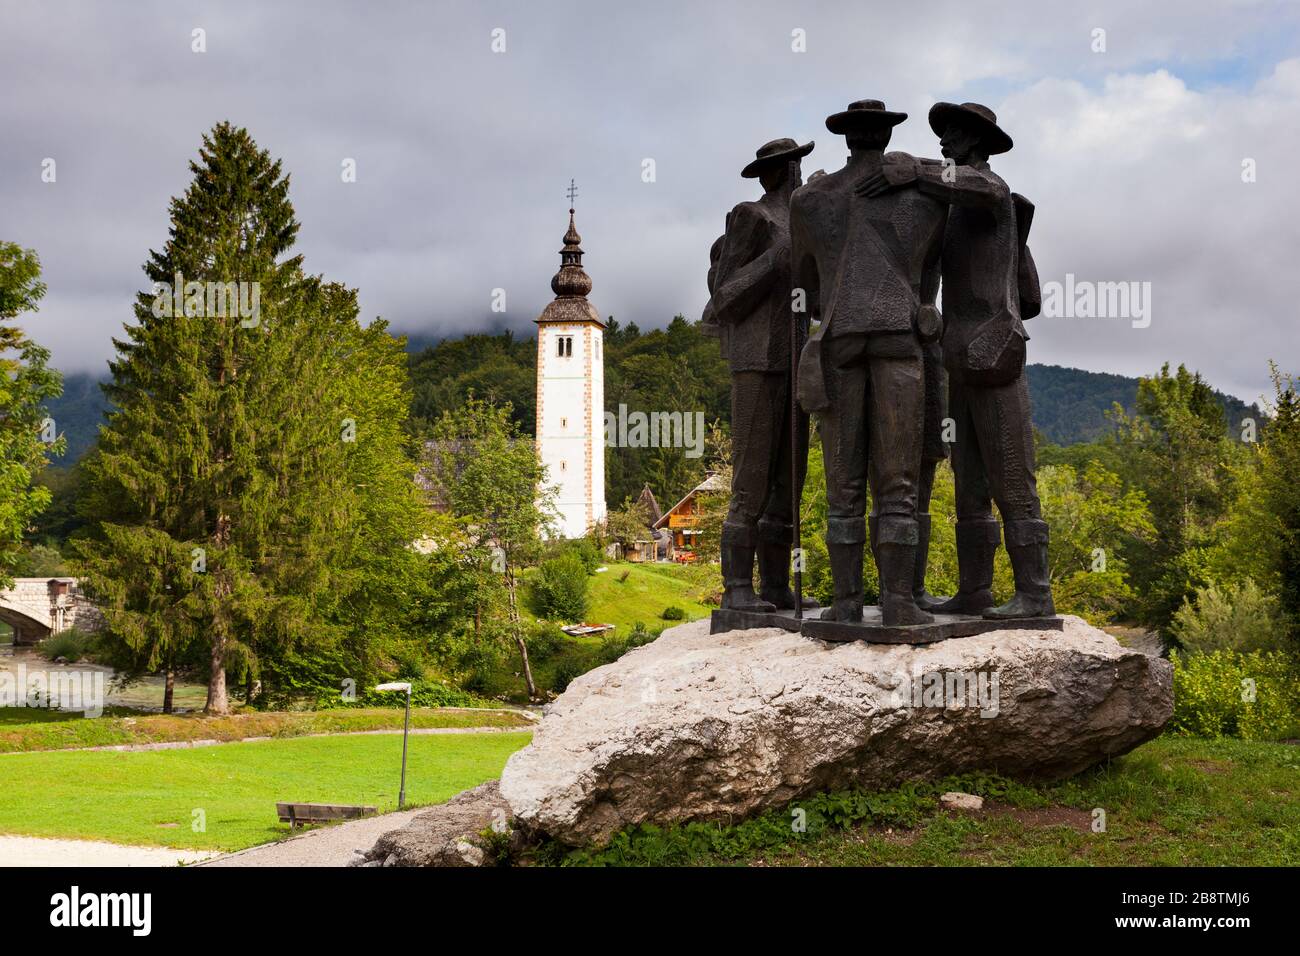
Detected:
left=909, top=160, right=1010, bottom=210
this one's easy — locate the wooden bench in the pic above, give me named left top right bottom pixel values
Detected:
left=276, top=802, right=377, bottom=829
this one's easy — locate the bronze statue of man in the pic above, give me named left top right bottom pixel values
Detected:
left=861, top=101, right=1054, bottom=619
left=794, top=101, right=947, bottom=626
left=705, top=137, right=816, bottom=613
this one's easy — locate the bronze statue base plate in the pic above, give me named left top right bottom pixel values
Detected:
left=710, top=606, right=816, bottom=635
left=801, top=609, right=1063, bottom=645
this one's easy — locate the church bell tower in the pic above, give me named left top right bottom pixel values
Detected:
left=535, top=187, right=606, bottom=539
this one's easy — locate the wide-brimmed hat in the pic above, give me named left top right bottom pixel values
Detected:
left=741, top=137, right=815, bottom=178
left=825, top=99, right=908, bottom=135
left=928, top=102, right=1013, bottom=155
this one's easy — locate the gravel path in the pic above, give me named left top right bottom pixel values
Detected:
left=0, top=836, right=217, bottom=867
left=0, top=806, right=435, bottom=868
left=200, top=807, right=431, bottom=867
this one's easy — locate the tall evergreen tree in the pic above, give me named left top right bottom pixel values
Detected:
left=1109, top=363, right=1242, bottom=628
left=76, top=123, right=417, bottom=713
left=0, top=242, right=64, bottom=587
left=1215, top=363, right=1300, bottom=647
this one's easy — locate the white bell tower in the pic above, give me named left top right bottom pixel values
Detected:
left=535, top=194, right=606, bottom=539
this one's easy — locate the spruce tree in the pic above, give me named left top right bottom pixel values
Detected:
left=76, top=123, right=417, bottom=713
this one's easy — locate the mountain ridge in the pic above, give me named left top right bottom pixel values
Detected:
left=42, top=354, right=1261, bottom=465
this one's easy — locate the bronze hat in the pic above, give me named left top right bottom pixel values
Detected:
left=825, top=99, right=908, bottom=135
left=928, top=101, right=1013, bottom=155
left=741, top=137, right=815, bottom=178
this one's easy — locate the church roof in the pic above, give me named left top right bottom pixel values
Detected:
left=537, top=207, right=604, bottom=328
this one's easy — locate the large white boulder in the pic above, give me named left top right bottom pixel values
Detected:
left=500, top=616, right=1171, bottom=846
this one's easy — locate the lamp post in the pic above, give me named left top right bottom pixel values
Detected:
left=375, top=682, right=412, bottom=809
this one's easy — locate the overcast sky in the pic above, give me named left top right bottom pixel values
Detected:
left=2, top=0, right=1296, bottom=402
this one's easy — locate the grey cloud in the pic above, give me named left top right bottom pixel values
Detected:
left=1, top=0, right=1296, bottom=402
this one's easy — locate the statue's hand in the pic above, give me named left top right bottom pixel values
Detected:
left=856, top=160, right=917, bottom=197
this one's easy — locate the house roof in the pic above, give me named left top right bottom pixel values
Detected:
left=653, top=472, right=725, bottom=529
left=636, top=483, right=662, bottom=524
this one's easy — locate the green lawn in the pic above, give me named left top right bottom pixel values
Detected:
left=475, top=560, right=718, bottom=700
left=547, top=737, right=1300, bottom=867
left=2, top=730, right=1294, bottom=864
left=0, top=731, right=532, bottom=851
left=0, top=705, right=533, bottom=753
left=521, top=560, right=716, bottom=633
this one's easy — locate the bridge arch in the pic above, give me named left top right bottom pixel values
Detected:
left=0, top=599, right=51, bottom=645
left=0, top=579, right=103, bottom=646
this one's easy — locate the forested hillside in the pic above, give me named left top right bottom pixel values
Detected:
left=1026, top=363, right=1259, bottom=445
left=43, top=370, right=111, bottom=463
left=42, top=324, right=1262, bottom=511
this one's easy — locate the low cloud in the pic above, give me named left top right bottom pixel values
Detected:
left=0, top=0, right=1294, bottom=402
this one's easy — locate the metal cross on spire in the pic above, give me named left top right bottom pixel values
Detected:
left=566, top=178, right=578, bottom=209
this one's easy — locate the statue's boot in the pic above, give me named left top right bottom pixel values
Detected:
left=984, top=519, right=1055, bottom=619
left=912, top=513, right=950, bottom=611
left=821, top=522, right=864, bottom=621
left=756, top=522, right=818, bottom=610
left=720, top=522, right=775, bottom=613
left=933, top=518, right=1000, bottom=615
left=876, top=516, right=933, bottom=626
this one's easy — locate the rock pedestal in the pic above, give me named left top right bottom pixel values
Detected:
left=350, top=782, right=511, bottom=867
left=499, top=616, right=1171, bottom=847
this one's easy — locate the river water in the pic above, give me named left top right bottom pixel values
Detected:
left=0, top=642, right=208, bottom=713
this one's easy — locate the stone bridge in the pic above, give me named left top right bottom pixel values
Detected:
left=0, top=578, right=104, bottom=645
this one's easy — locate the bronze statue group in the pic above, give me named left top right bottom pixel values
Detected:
left=704, top=99, right=1055, bottom=632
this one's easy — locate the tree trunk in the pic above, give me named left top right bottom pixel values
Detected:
left=162, top=665, right=175, bottom=715
left=205, top=634, right=229, bottom=715
left=206, top=518, right=233, bottom=716
left=505, top=567, right=537, bottom=700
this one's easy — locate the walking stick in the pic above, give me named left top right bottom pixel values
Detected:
left=791, top=296, right=803, bottom=620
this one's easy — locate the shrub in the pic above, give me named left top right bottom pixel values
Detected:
left=1171, top=579, right=1284, bottom=654
left=566, top=539, right=602, bottom=575
left=1053, top=569, right=1136, bottom=626
left=627, top=622, right=654, bottom=647
left=1170, top=649, right=1300, bottom=740
left=36, top=629, right=100, bottom=663
left=356, top=678, right=487, bottom=709
left=552, top=658, right=588, bottom=694
left=533, top=553, right=589, bottom=621
left=14, top=544, right=68, bottom=577
left=388, top=645, right=430, bottom=682
left=597, top=634, right=630, bottom=664
left=661, top=605, right=685, bottom=621
left=526, top=623, right=565, bottom=662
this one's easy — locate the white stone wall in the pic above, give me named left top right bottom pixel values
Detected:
left=537, top=323, right=605, bottom=539
left=589, top=326, right=606, bottom=531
